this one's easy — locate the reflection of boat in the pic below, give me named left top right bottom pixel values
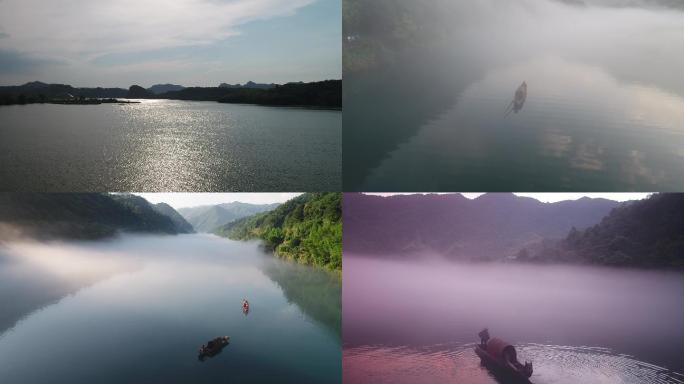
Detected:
left=198, top=336, right=230, bottom=361
left=505, top=81, right=528, bottom=116
left=475, top=329, right=533, bottom=383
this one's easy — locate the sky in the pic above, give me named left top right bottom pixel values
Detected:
left=135, top=193, right=301, bottom=209
left=368, top=193, right=652, bottom=203
left=0, top=0, right=341, bottom=87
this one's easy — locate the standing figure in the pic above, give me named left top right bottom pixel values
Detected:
left=478, top=328, right=490, bottom=347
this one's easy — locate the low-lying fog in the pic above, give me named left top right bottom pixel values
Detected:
left=343, top=256, right=684, bottom=383
left=0, top=238, right=142, bottom=332
left=345, top=0, right=684, bottom=191
left=0, top=234, right=341, bottom=384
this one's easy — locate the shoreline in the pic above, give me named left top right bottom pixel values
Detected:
left=1, top=99, right=339, bottom=110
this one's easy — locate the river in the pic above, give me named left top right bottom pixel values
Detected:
left=0, top=234, right=341, bottom=383
left=343, top=256, right=684, bottom=383
left=343, top=0, right=684, bottom=191
left=0, top=100, right=341, bottom=191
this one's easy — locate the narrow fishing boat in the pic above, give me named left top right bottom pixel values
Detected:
left=505, top=81, right=528, bottom=116
left=474, top=328, right=533, bottom=383
left=198, top=336, right=230, bottom=361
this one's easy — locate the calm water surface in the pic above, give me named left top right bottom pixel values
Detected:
left=344, top=0, right=684, bottom=191
left=0, top=235, right=341, bottom=383
left=343, top=256, right=684, bottom=384
left=0, top=100, right=341, bottom=191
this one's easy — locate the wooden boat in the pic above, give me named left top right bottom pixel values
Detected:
left=505, top=81, right=528, bottom=116
left=514, top=81, right=527, bottom=111
left=198, top=336, right=230, bottom=361
left=475, top=329, right=532, bottom=383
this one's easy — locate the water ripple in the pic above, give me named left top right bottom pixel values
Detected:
left=344, top=343, right=684, bottom=384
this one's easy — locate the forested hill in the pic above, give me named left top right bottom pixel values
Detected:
left=215, top=193, right=342, bottom=271
left=0, top=82, right=128, bottom=98
left=151, top=203, right=195, bottom=234
left=1, top=80, right=341, bottom=108
left=520, top=193, right=684, bottom=268
left=166, top=80, right=341, bottom=108
left=0, top=193, right=193, bottom=241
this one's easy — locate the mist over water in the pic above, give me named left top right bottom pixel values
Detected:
left=0, top=240, right=141, bottom=332
left=344, top=0, right=684, bottom=191
left=343, top=256, right=684, bottom=383
left=0, top=235, right=341, bottom=383
left=0, top=100, right=341, bottom=191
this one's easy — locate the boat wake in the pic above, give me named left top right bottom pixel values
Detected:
left=343, top=343, right=684, bottom=384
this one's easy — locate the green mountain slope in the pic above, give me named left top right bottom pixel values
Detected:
left=520, top=193, right=684, bottom=268
left=215, top=193, right=342, bottom=271
left=151, top=203, right=194, bottom=233
left=0, top=193, right=191, bottom=241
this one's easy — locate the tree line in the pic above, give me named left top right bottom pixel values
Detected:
left=215, top=193, right=342, bottom=271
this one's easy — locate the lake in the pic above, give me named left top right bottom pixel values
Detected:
left=0, top=100, right=341, bottom=191
left=343, top=0, right=684, bottom=191
left=343, top=256, right=684, bottom=384
left=0, top=234, right=341, bottom=384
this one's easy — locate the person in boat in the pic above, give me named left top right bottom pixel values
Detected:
left=524, top=361, right=533, bottom=377
left=478, top=328, right=490, bottom=347
left=242, top=299, right=249, bottom=310
left=475, top=330, right=533, bottom=379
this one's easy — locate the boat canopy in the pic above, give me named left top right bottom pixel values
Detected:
left=486, top=337, right=517, bottom=360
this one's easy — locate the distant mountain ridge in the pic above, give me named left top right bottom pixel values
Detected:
left=21, top=81, right=50, bottom=89
left=219, top=81, right=276, bottom=89
left=343, top=193, right=621, bottom=261
left=147, top=84, right=185, bottom=94
left=0, top=193, right=193, bottom=241
left=0, top=82, right=128, bottom=100
left=165, top=80, right=342, bottom=108
left=0, top=80, right=341, bottom=108
left=178, top=202, right=279, bottom=233
left=520, top=193, right=684, bottom=268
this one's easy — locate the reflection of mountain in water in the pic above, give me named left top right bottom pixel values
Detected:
left=0, top=245, right=135, bottom=334
left=260, top=258, right=341, bottom=338
left=0, top=256, right=76, bottom=333
left=343, top=47, right=486, bottom=190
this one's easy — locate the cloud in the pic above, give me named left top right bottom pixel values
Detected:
left=0, top=0, right=315, bottom=60
left=0, top=49, right=62, bottom=73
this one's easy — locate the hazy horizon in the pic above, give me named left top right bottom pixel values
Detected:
left=367, top=192, right=652, bottom=203
left=134, top=192, right=301, bottom=209
left=0, top=78, right=341, bottom=89
left=0, top=0, right=341, bottom=87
